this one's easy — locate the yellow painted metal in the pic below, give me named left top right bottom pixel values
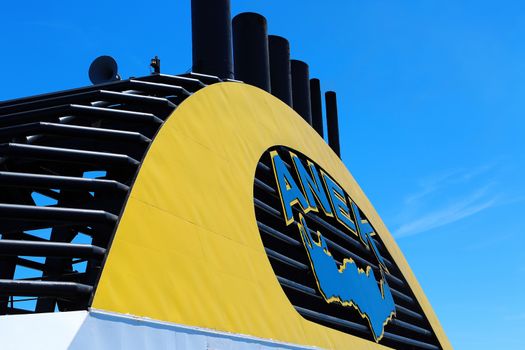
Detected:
left=92, top=83, right=451, bottom=350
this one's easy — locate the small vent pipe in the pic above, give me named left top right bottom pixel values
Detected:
left=191, top=0, right=233, bottom=79
left=232, top=13, right=271, bottom=92
left=309, top=78, right=324, bottom=137
left=269, top=35, right=292, bottom=106
left=325, top=91, right=341, bottom=156
left=291, top=60, right=312, bottom=124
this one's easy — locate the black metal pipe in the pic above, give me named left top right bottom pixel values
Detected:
left=0, top=280, right=92, bottom=297
left=191, top=0, right=233, bottom=79
left=0, top=143, right=139, bottom=168
left=0, top=171, right=128, bottom=192
left=0, top=240, right=106, bottom=258
left=291, top=60, right=312, bottom=124
left=0, top=203, right=117, bottom=225
left=232, top=13, right=271, bottom=92
left=325, top=91, right=340, bottom=156
left=269, top=35, right=292, bottom=106
left=310, top=78, right=324, bottom=137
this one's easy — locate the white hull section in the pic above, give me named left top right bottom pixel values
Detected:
left=0, top=309, right=320, bottom=350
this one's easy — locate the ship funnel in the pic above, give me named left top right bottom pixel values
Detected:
left=325, top=91, right=341, bottom=156
left=88, top=56, right=120, bottom=85
left=269, top=35, right=292, bottom=106
left=309, top=78, right=324, bottom=137
left=233, top=12, right=271, bottom=92
left=291, top=60, right=312, bottom=124
left=191, top=0, right=233, bottom=79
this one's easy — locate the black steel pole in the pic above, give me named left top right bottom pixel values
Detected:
left=310, top=78, right=324, bottom=137
left=291, top=60, right=312, bottom=124
left=191, top=0, right=233, bottom=79
left=232, top=13, right=271, bottom=92
left=269, top=35, right=292, bottom=106
left=325, top=91, right=340, bottom=156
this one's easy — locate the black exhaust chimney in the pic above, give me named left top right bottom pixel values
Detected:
left=191, top=0, right=233, bottom=79
left=232, top=13, right=271, bottom=92
left=291, top=60, right=312, bottom=124
left=310, top=78, right=324, bottom=137
left=325, top=91, right=340, bottom=156
left=269, top=35, right=292, bottom=106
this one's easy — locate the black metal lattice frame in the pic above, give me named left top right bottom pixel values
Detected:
left=0, top=72, right=214, bottom=314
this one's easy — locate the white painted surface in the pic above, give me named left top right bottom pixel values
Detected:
left=0, top=309, right=321, bottom=350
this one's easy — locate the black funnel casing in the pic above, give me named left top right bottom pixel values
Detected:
left=191, top=0, right=233, bottom=79
left=325, top=91, right=341, bottom=156
left=291, top=60, right=312, bottom=124
left=233, top=13, right=271, bottom=92
left=269, top=35, right=292, bottom=106
left=310, top=78, right=324, bottom=137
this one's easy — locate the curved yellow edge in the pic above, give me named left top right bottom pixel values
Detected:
left=92, top=83, right=452, bottom=350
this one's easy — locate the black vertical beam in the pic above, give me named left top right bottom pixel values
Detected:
left=310, top=78, right=324, bottom=137
left=191, top=0, right=233, bottom=79
left=232, top=13, right=271, bottom=92
left=35, top=184, right=80, bottom=313
left=325, top=91, right=341, bottom=156
left=291, top=60, right=312, bottom=124
left=269, top=35, right=292, bottom=106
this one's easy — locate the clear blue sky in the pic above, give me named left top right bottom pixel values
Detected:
left=1, top=1, right=524, bottom=349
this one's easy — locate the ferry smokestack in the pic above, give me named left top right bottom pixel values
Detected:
left=309, top=78, right=324, bottom=137
left=232, top=13, right=271, bottom=92
left=291, top=60, right=312, bottom=124
left=325, top=91, right=340, bottom=156
left=191, top=0, right=233, bottom=79
left=269, top=35, right=292, bottom=106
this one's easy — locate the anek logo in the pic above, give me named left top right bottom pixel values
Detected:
left=269, top=148, right=396, bottom=341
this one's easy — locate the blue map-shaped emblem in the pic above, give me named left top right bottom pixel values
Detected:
left=297, top=214, right=396, bottom=341
left=269, top=149, right=397, bottom=341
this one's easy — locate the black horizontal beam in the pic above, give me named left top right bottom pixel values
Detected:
left=254, top=177, right=276, bottom=194
left=0, top=104, right=163, bottom=128
left=390, top=318, right=432, bottom=337
left=257, top=161, right=271, bottom=172
left=257, top=221, right=301, bottom=246
left=0, top=203, right=118, bottom=225
left=0, top=122, right=151, bottom=145
left=396, top=304, right=424, bottom=320
left=254, top=197, right=281, bottom=218
left=391, top=287, right=415, bottom=304
left=136, top=74, right=206, bottom=91
left=0, top=143, right=139, bottom=167
left=277, top=275, right=319, bottom=297
left=0, top=279, right=92, bottom=297
left=0, top=90, right=176, bottom=115
left=295, top=305, right=369, bottom=333
left=0, top=240, right=106, bottom=258
left=180, top=72, right=221, bottom=84
left=125, top=79, right=191, bottom=97
left=0, top=171, right=128, bottom=192
left=265, top=248, right=308, bottom=270
left=383, top=331, right=440, bottom=350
